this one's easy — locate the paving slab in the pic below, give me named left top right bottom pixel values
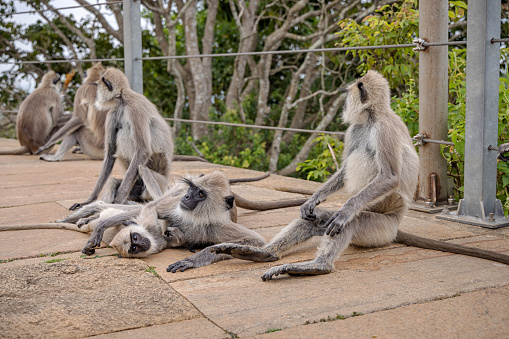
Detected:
left=1, top=137, right=509, bottom=338
left=257, top=284, right=509, bottom=338
left=0, top=257, right=201, bottom=339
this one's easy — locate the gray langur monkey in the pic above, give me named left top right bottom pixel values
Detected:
left=37, top=63, right=108, bottom=161
left=69, top=67, right=174, bottom=210
left=0, top=70, right=69, bottom=155
left=209, top=70, right=509, bottom=280
left=55, top=171, right=307, bottom=262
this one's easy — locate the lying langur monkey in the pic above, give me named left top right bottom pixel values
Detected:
left=55, top=171, right=308, bottom=260
left=0, top=70, right=69, bottom=155
left=37, top=63, right=108, bottom=161
left=69, top=67, right=174, bottom=210
left=208, top=70, right=509, bottom=280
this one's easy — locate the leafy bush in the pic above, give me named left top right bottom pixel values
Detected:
left=296, top=134, right=343, bottom=182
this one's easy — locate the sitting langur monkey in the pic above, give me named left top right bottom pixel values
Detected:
left=69, top=67, right=174, bottom=210
left=0, top=70, right=68, bottom=155
left=37, top=63, right=108, bottom=161
left=209, top=70, right=509, bottom=280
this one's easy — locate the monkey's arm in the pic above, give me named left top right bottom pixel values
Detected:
left=82, top=209, right=140, bottom=255
left=300, top=167, right=345, bottom=220
left=167, top=223, right=266, bottom=273
left=70, top=118, right=118, bottom=210
left=36, top=116, right=84, bottom=155
left=324, top=149, right=399, bottom=237
left=113, top=116, right=151, bottom=204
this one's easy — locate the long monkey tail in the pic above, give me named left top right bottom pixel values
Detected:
left=0, top=223, right=90, bottom=233
left=229, top=172, right=270, bottom=184
left=0, top=145, right=30, bottom=155
left=396, top=230, right=509, bottom=265
left=232, top=193, right=307, bottom=211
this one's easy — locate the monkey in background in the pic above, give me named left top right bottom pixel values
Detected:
left=209, top=70, right=509, bottom=280
left=69, top=67, right=174, bottom=210
left=0, top=70, right=69, bottom=155
left=37, top=63, right=108, bottom=161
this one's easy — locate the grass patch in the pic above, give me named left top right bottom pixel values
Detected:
left=145, top=266, right=160, bottom=277
left=265, top=328, right=283, bottom=333
left=44, top=258, right=69, bottom=263
left=305, top=311, right=363, bottom=325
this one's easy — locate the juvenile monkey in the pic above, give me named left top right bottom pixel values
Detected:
left=37, top=63, right=108, bottom=161
left=209, top=70, right=509, bottom=280
left=69, top=67, right=174, bottom=210
left=0, top=70, right=68, bottom=155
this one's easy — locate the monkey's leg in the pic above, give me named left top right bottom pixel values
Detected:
left=138, top=165, right=164, bottom=200
left=209, top=209, right=333, bottom=262
left=56, top=201, right=109, bottom=223
left=36, top=116, right=83, bottom=155
left=39, top=133, right=78, bottom=162
left=74, top=128, right=103, bottom=160
left=100, top=178, right=121, bottom=203
left=261, top=210, right=399, bottom=280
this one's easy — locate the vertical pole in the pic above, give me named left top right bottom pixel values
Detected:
left=416, top=0, right=449, bottom=205
left=123, top=0, right=143, bottom=94
left=458, top=0, right=503, bottom=221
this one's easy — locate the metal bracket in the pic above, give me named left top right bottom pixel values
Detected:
left=412, top=38, right=427, bottom=51
left=413, top=133, right=425, bottom=147
left=437, top=199, right=509, bottom=229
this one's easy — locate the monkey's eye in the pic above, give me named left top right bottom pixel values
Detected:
left=133, top=234, right=138, bottom=241
left=198, top=191, right=204, bottom=198
left=102, top=77, right=113, bottom=91
left=131, top=245, right=137, bottom=252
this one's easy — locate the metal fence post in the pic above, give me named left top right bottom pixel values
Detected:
left=411, top=0, right=450, bottom=213
left=437, top=0, right=509, bottom=228
left=123, top=0, right=143, bottom=94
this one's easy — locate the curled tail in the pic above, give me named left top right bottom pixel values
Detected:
left=396, top=230, right=509, bottom=265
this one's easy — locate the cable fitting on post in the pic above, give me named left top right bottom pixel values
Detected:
left=413, top=133, right=425, bottom=146
left=412, top=38, right=427, bottom=51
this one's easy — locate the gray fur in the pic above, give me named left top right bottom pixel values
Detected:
left=38, top=63, right=107, bottom=161
left=69, top=67, right=174, bottom=210
left=0, top=70, right=67, bottom=155
left=210, top=70, right=420, bottom=279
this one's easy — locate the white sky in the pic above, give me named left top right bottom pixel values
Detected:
left=4, top=1, right=121, bottom=91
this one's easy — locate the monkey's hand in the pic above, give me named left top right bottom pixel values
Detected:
left=81, top=229, right=105, bottom=255
left=167, top=259, right=195, bottom=273
left=324, top=210, right=350, bottom=237
left=69, top=199, right=94, bottom=211
left=35, top=145, right=48, bottom=155
left=300, top=199, right=319, bottom=220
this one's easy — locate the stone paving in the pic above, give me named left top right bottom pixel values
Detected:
left=1, top=137, right=509, bottom=338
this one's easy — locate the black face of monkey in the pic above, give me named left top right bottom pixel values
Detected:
left=358, top=81, right=367, bottom=103
left=102, top=77, right=113, bottom=91
left=129, top=232, right=151, bottom=254
left=52, top=76, right=61, bottom=84
left=180, top=182, right=207, bottom=210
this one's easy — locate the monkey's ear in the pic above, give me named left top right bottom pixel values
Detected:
left=224, top=196, right=235, bottom=210
left=358, top=81, right=367, bottom=103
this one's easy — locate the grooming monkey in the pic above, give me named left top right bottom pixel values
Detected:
left=55, top=171, right=307, bottom=261
left=208, top=70, right=509, bottom=280
left=69, top=67, right=174, bottom=210
left=0, top=70, right=68, bottom=155
left=37, top=63, right=108, bottom=161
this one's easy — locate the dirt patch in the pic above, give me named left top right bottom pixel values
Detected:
left=0, top=257, right=201, bottom=338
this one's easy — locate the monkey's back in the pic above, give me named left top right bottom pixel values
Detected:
left=16, top=87, right=61, bottom=153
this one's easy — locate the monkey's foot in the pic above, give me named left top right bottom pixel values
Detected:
left=261, top=261, right=332, bottom=281
left=39, top=154, right=59, bottom=162
left=82, top=247, right=96, bottom=256
left=208, top=243, right=279, bottom=262
left=167, top=260, right=195, bottom=273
